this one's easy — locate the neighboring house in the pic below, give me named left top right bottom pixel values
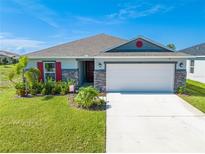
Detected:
left=26, top=34, right=190, bottom=93
left=0, top=50, right=19, bottom=64
left=180, top=43, right=205, bottom=83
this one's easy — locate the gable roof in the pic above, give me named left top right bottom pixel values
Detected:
left=0, top=50, right=19, bottom=57
left=26, top=33, right=189, bottom=58
left=179, top=43, right=205, bottom=56
left=26, top=34, right=127, bottom=58
left=105, top=35, right=175, bottom=52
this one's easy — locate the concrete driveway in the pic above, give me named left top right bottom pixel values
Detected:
left=106, top=93, right=205, bottom=153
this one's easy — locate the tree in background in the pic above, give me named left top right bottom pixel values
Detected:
left=2, top=57, right=8, bottom=64
left=167, top=43, right=176, bottom=50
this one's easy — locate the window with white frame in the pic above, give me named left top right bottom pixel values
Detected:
left=44, top=62, right=56, bottom=81
left=190, top=60, right=194, bottom=73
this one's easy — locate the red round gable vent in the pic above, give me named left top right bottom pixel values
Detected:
left=136, top=40, right=143, bottom=48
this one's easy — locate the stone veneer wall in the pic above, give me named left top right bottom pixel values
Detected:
left=92, top=69, right=186, bottom=93
left=62, top=69, right=79, bottom=86
left=94, top=70, right=106, bottom=92
left=174, top=70, right=186, bottom=92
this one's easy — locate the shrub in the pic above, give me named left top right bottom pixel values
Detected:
left=36, top=81, right=43, bottom=94
left=95, top=98, right=105, bottom=106
left=13, top=73, right=71, bottom=96
left=30, top=88, right=38, bottom=96
left=51, top=82, right=62, bottom=95
left=15, top=82, right=27, bottom=97
left=74, top=86, right=103, bottom=108
left=41, top=78, right=54, bottom=95
left=25, top=67, right=40, bottom=86
left=2, top=57, right=8, bottom=64
left=37, top=80, right=70, bottom=96
left=41, top=88, right=47, bottom=95
left=67, top=79, right=75, bottom=86
left=12, top=58, right=18, bottom=64
left=60, top=88, right=67, bottom=95
left=29, top=81, right=43, bottom=95
left=177, top=86, right=186, bottom=94
left=60, top=82, right=68, bottom=95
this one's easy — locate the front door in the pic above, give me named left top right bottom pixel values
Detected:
left=86, top=61, right=94, bottom=82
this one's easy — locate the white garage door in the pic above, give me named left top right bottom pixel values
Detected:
left=106, top=63, right=175, bottom=92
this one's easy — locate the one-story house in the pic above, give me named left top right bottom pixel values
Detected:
left=180, top=43, right=205, bottom=83
left=26, top=34, right=190, bottom=93
left=0, top=50, right=19, bottom=64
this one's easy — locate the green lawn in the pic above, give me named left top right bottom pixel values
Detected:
left=1, top=64, right=203, bottom=152
left=0, top=65, right=105, bottom=152
left=0, top=65, right=16, bottom=89
left=180, top=79, right=205, bottom=113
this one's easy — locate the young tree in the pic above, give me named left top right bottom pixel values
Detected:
left=167, top=43, right=176, bottom=50
left=9, top=56, right=28, bottom=83
left=25, top=67, right=40, bottom=86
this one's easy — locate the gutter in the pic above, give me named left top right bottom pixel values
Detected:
left=28, top=55, right=195, bottom=59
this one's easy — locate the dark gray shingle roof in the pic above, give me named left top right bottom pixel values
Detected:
left=179, top=43, right=205, bottom=56
left=26, top=34, right=127, bottom=58
left=26, top=33, right=190, bottom=58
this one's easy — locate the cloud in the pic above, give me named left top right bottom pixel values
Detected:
left=75, top=2, right=174, bottom=25
left=75, top=16, right=103, bottom=24
left=49, top=29, right=91, bottom=41
left=70, top=30, right=91, bottom=35
left=13, top=0, right=59, bottom=28
left=0, top=32, right=45, bottom=54
left=107, top=4, right=173, bottom=20
left=75, top=16, right=122, bottom=25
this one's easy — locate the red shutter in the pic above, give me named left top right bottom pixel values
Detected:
left=37, top=62, right=44, bottom=81
left=56, top=62, right=62, bottom=81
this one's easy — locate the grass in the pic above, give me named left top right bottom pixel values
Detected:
left=0, top=65, right=16, bottom=89
left=180, top=79, right=205, bottom=113
left=0, top=65, right=105, bottom=152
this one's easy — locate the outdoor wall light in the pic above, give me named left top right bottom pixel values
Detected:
left=179, top=62, right=184, bottom=68
left=98, top=62, right=102, bottom=68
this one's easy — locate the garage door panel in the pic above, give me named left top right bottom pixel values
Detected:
left=106, top=63, right=175, bottom=92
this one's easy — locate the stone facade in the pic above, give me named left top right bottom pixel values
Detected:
left=94, top=70, right=106, bottom=92
left=62, top=69, right=79, bottom=86
left=174, top=70, right=186, bottom=92
left=61, top=68, right=186, bottom=93
left=94, top=69, right=186, bottom=93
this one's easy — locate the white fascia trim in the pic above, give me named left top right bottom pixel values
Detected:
left=28, top=56, right=195, bottom=59
left=94, top=56, right=194, bottom=59
left=196, top=55, right=205, bottom=58
left=138, top=35, right=176, bottom=52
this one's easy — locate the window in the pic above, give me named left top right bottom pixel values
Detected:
left=44, top=62, right=56, bottom=81
left=190, top=60, right=194, bottom=73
